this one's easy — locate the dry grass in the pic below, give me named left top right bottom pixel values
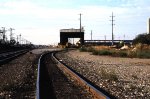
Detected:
left=92, top=46, right=110, bottom=50
left=80, top=44, right=150, bottom=58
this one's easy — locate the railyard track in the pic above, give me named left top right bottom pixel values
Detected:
left=0, top=49, right=29, bottom=65
left=37, top=51, right=113, bottom=99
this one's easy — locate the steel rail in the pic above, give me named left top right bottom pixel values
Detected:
left=36, top=52, right=57, bottom=99
left=36, top=53, right=43, bottom=99
left=36, top=51, right=113, bottom=99
left=0, top=49, right=29, bottom=65
left=52, top=52, right=111, bottom=99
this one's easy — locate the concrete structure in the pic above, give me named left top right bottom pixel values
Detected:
left=147, top=18, right=150, bottom=34
left=60, top=28, right=84, bottom=45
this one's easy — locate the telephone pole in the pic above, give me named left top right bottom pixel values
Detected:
left=110, top=12, right=115, bottom=46
left=2, top=27, right=6, bottom=41
left=124, top=34, right=125, bottom=40
left=104, top=35, right=106, bottom=40
left=91, top=30, right=92, bottom=40
left=79, top=13, right=82, bottom=44
left=17, top=35, right=19, bottom=44
left=19, top=34, right=21, bottom=44
left=9, top=28, right=15, bottom=41
left=79, top=13, right=82, bottom=33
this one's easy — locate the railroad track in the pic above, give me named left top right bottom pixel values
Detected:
left=0, top=49, right=29, bottom=65
left=37, top=51, right=113, bottom=99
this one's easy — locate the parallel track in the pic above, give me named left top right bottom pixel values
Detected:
left=37, top=51, right=112, bottom=99
left=0, top=49, right=29, bottom=65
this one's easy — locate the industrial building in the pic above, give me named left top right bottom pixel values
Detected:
left=60, top=28, right=84, bottom=46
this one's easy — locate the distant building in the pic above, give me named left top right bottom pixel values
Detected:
left=147, top=18, right=150, bottom=34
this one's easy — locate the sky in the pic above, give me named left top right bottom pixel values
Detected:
left=0, top=0, right=150, bottom=45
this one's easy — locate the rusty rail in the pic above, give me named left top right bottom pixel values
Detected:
left=52, top=52, right=111, bottom=99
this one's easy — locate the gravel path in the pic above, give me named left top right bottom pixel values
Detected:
left=56, top=50, right=150, bottom=99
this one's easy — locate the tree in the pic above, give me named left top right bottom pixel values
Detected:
left=133, top=33, right=150, bottom=45
left=10, top=39, right=16, bottom=45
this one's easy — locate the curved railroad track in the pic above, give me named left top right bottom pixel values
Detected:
left=37, top=51, right=114, bottom=99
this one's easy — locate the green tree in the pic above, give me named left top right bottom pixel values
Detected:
left=133, top=33, right=150, bottom=45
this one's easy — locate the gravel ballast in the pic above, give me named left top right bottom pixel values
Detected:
left=0, top=51, right=39, bottom=99
left=56, top=50, right=150, bottom=99
left=0, top=49, right=53, bottom=99
left=0, top=48, right=93, bottom=99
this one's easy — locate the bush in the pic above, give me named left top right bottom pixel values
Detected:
left=92, top=50, right=99, bottom=55
left=113, top=51, right=128, bottom=57
left=127, top=50, right=150, bottom=58
left=127, top=51, right=137, bottom=58
left=79, top=46, right=95, bottom=52
left=99, top=50, right=112, bottom=55
left=133, top=33, right=150, bottom=45
left=92, top=50, right=112, bottom=55
left=136, top=50, right=150, bottom=58
left=79, top=46, right=87, bottom=52
left=87, top=47, right=94, bottom=52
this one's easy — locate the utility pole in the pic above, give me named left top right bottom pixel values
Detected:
left=17, top=35, right=19, bottom=44
left=104, top=35, right=106, bottom=40
left=9, top=28, right=15, bottom=41
left=110, top=12, right=115, bottom=46
left=91, top=30, right=92, bottom=40
left=79, top=13, right=82, bottom=44
left=79, top=13, right=82, bottom=33
left=2, top=27, right=6, bottom=42
left=124, top=34, right=125, bottom=40
left=19, top=34, right=21, bottom=44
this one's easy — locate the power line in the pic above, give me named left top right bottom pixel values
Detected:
left=110, top=12, right=115, bottom=46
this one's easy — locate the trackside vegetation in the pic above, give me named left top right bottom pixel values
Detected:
left=79, top=46, right=150, bottom=58
left=79, top=33, right=150, bottom=58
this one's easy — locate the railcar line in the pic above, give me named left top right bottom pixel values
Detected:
left=0, top=49, right=29, bottom=65
left=37, top=51, right=114, bottom=99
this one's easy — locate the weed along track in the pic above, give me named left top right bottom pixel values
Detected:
left=37, top=51, right=111, bottom=99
